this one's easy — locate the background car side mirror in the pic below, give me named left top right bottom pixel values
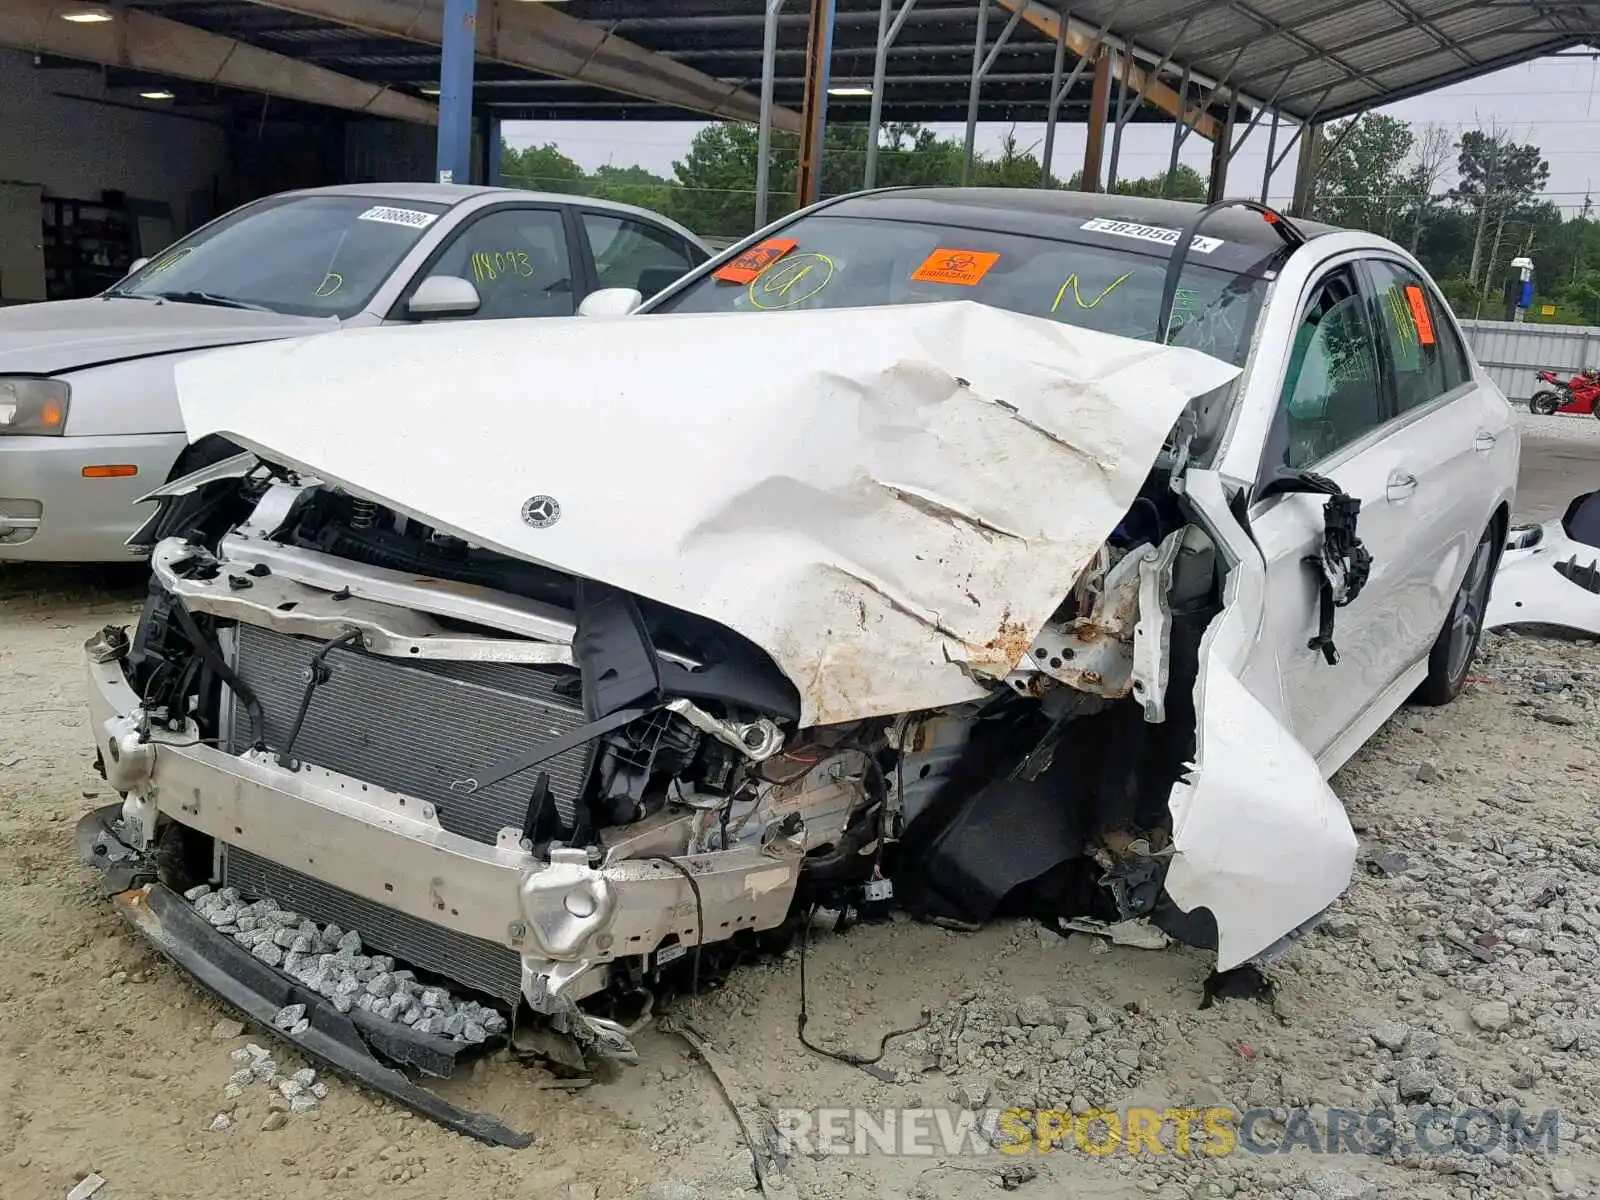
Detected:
left=125, top=257, right=150, bottom=276
left=578, top=287, right=643, bottom=317
left=408, top=275, right=482, bottom=318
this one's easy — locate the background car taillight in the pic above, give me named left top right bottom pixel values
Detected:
left=0, top=378, right=71, bottom=435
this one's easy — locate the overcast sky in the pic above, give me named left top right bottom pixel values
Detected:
left=505, top=51, right=1600, bottom=215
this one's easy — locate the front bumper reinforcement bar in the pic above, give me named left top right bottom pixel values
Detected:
left=78, top=807, right=534, bottom=1148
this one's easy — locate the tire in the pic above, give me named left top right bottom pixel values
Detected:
left=1529, top=391, right=1562, bottom=415
left=1414, top=523, right=1499, bottom=707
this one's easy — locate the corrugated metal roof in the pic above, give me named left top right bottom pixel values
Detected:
left=114, top=0, right=1594, bottom=125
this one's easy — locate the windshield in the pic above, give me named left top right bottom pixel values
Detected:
left=111, top=194, right=449, bottom=319
left=651, top=213, right=1272, bottom=366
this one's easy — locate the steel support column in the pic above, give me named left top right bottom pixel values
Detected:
left=961, top=0, right=991, bottom=183
left=864, top=0, right=919, bottom=187
left=482, top=116, right=502, bottom=186
left=434, top=0, right=476, bottom=184
left=755, top=0, right=784, bottom=228
left=1260, top=108, right=1279, bottom=204
left=959, top=0, right=1024, bottom=183
left=1081, top=48, right=1112, bottom=192
left=1109, top=11, right=1193, bottom=192
left=1291, top=121, right=1322, bottom=217
left=1041, top=10, right=1068, bottom=186
left=1106, top=49, right=1131, bottom=190
left=1171, top=46, right=1245, bottom=159
left=1207, top=97, right=1233, bottom=203
left=1163, top=65, right=1188, bottom=197
left=795, top=0, right=836, bottom=208
left=1043, top=9, right=1120, bottom=188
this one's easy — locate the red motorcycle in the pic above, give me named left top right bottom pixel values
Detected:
left=1529, top=368, right=1600, bottom=416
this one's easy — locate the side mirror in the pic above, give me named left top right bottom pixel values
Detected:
left=408, top=274, right=481, bottom=318
left=126, top=257, right=151, bottom=275
left=578, top=287, right=643, bottom=317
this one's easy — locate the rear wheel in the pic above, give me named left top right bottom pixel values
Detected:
left=1415, top=523, right=1498, bottom=706
left=1529, top=391, right=1563, bottom=415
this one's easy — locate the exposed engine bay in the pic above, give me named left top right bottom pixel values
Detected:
left=87, top=447, right=1219, bottom=1066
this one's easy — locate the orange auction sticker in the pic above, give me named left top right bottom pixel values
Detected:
left=910, top=248, right=1000, bottom=286
left=714, top=238, right=799, bottom=284
left=1404, top=284, right=1436, bottom=345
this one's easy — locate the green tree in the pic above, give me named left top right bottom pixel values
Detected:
left=971, top=130, right=1047, bottom=188
left=1449, top=130, right=1550, bottom=287
left=587, top=163, right=675, bottom=211
left=500, top=142, right=586, bottom=194
left=1310, top=115, right=1416, bottom=238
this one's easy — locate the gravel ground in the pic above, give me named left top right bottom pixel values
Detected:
left=1516, top=410, right=1600, bottom=445
left=3, top=533, right=1600, bottom=1198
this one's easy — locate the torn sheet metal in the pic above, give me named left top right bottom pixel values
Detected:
left=1486, top=515, right=1600, bottom=635
left=174, top=301, right=1238, bottom=727
left=1164, top=471, right=1358, bottom=971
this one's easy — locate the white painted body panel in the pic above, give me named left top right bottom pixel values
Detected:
left=174, top=301, right=1240, bottom=726
left=1220, top=237, right=1519, bottom=761
left=1486, top=520, right=1600, bottom=634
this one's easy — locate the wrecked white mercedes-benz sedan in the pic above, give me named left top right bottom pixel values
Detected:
left=78, top=191, right=1519, bottom=1143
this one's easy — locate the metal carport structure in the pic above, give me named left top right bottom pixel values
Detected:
left=4, top=1, right=1591, bottom=218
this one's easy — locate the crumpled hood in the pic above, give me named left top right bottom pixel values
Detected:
left=0, top=297, right=332, bottom=375
left=175, top=301, right=1240, bottom=725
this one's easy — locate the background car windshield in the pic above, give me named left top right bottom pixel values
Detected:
left=652, top=214, right=1269, bottom=366
left=117, top=195, right=448, bottom=318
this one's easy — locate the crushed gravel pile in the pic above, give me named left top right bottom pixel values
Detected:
left=187, top=885, right=507, bottom=1042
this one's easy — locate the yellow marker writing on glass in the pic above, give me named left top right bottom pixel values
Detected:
left=748, top=252, right=835, bottom=310
left=1051, top=270, right=1134, bottom=313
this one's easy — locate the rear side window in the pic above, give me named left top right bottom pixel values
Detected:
left=581, top=212, right=698, bottom=298
left=1365, top=259, right=1469, bottom=411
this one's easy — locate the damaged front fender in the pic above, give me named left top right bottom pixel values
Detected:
left=1164, top=470, right=1359, bottom=969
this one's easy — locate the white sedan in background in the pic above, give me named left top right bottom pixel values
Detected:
left=0, top=183, right=708, bottom=562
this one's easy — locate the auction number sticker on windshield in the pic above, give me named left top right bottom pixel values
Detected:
left=714, top=237, right=798, bottom=284
left=357, top=205, right=440, bottom=229
left=910, top=248, right=1000, bottom=286
left=1403, top=284, right=1437, bottom=346
left=1080, top=217, right=1222, bottom=254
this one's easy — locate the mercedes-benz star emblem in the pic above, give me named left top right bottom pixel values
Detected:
left=520, top=495, right=561, bottom=529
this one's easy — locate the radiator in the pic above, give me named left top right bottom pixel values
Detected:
left=223, top=845, right=524, bottom=1004
left=226, top=622, right=590, bottom=844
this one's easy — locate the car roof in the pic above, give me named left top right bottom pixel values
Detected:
left=824, top=187, right=1345, bottom=245
left=811, top=187, right=1346, bottom=277
left=272, top=183, right=709, bottom=250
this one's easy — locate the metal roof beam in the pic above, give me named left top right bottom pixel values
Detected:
left=246, top=0, right=803, bottom=130
left=992, top=0, right=1221, bottom=139
left=1179, top=0, right=1389, bottom=99
left=604, top=6, right=977, bottom=33
left=1371, top=0, right=1478, bottom=68
left=1219, top=0, right=1488, bottom=95
left=1309, top=30, right=1583, bottom=118
left=0, top=0, right=436, bottom=121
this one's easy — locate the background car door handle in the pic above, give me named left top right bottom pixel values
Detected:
left=1386, top=471, right=1418, bottom=502
left=1474, top=430, right=1497, bottom=452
